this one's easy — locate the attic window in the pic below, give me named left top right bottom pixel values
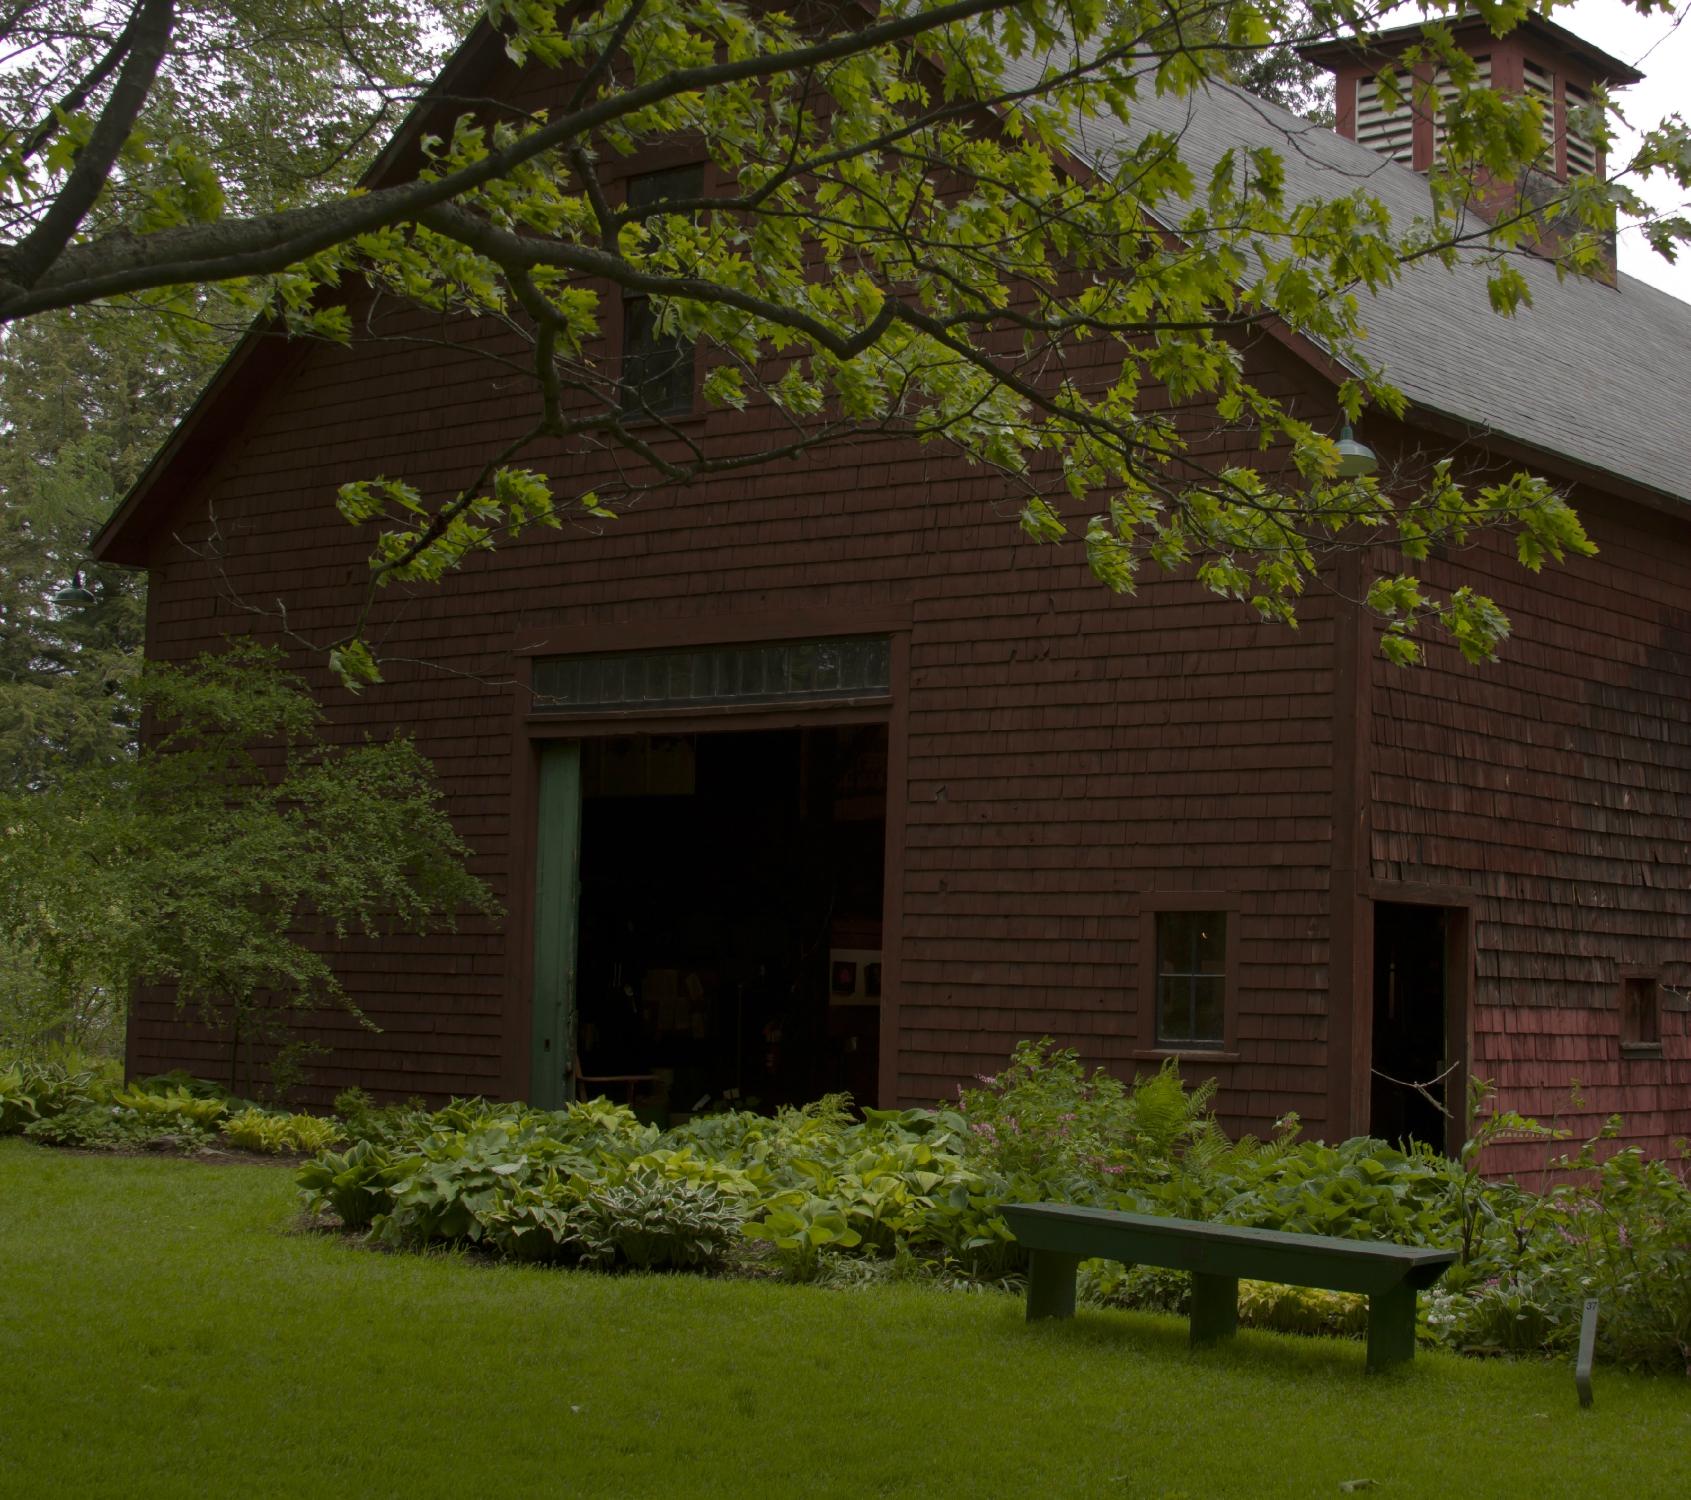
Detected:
left=1565, top=81, right=1599, bottom=177
left=1356, top=74, right=1414, bottom=164
left=620, top=164, right=703, bottom=417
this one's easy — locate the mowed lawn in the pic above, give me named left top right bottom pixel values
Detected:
left=2, top=1140, right=1687, bottom=1499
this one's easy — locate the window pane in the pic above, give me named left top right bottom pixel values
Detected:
left=620, top=296, right=694, bottom=416
left=1195, top=917, right=1226, bottom=973
left=1155, top=977, right=1190, bottom=1046
left=1156, top=911, right=1198, bottom=972
left=627, top=164, right=703, bottom=211
left=1191, top=978, right=1225, bottom=1043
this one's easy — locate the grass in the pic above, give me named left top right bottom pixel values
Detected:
left=2, top=1139, right=1687, bottom=1499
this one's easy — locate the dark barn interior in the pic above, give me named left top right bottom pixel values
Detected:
left=573, top=724, right=887, bottom=1119
left=1370, top=903, right=1451, bottom=1152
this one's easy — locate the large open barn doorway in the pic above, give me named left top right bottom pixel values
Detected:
left=561, top=724, right=887, bottom=1120
left=1369, top=903, right=1453, bottom=1152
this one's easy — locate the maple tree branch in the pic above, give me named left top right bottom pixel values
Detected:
left=0, top=0, right=1026, bottom=320
left=5, top=0, right=174, bottom=292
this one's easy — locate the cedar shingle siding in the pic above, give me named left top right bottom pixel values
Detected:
left=106, top=31, right=1689, bottom=1162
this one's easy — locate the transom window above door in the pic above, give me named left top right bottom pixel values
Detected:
left=532, top=636, right=891, bottom=714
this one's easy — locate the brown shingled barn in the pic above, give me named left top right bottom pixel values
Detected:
left=92, top=15, right=1691, bottom=1168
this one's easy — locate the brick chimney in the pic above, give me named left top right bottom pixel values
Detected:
left=1300, top=15, right=1640, bottom=285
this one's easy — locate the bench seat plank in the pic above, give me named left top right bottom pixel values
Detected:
left=1001, top=1202, right=1455, bottom=1373
left=1002, top=1203, right=1453, bottom=1295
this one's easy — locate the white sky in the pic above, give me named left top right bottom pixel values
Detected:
left=1563, top=0, right=1691, bottom=301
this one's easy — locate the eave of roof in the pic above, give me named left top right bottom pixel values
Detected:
left=1068, top=74, right=1691, bottom=508
left=1297, top=14, right=1644, bottom=87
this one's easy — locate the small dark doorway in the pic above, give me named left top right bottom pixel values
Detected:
left=573, top=723, right=886, bottom=1121
left=1370, top=903, right=1451, bottom=1153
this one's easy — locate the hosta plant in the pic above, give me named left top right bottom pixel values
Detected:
left=296, top=1140, right=399, bottom=1230
left=221, top=1108, right=343, bottom=1155
left=110, top=1086, right=228, bottom=1128
left=579, top=1170, right=744, bottom=1272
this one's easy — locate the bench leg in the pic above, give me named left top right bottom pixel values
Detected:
left=1366, top=1283, right=1418, bottom=1371
left=1189, top=1273, right=1239, bottom=1348
left=1025, top=1249, right=1081, bottom=1321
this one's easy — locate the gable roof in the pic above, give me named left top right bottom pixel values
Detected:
left=1063, top=74, right=1691, bottom=505
left=93, top=25, right=1691, bottom=566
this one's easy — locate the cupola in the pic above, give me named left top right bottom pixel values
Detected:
left=1300, top=14, right=1642, bottom=282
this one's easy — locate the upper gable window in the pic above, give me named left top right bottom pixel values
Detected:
left=620, top=165, right=703, bottom=418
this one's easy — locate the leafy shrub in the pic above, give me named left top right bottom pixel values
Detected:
left=956, top=1040, right=1217, bottom=1200
left=373, top=1120, right=575, bottom=1247
left=23, top=1103, right=212, bottom=1152
left=1198, top=1136, right=1462, bottom=1245
left=1527, top=1138, right=1691, bottom=1372
left=1426, top=1273, right=1561, bottom=1355
left=335, top=1087, right=439, bottom=1151
left=221, top=1108, right=343, bottom=1155
left=1, top=1062, right=46, bottom=1133
left=1080, top=1260, right=1191, bottom=1315
left=476, top=1179, right=579, bottom=1263
left=0, top=1052, right=118, bottom=1133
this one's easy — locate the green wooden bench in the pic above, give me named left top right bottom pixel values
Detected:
left=1001, top=1202, right=1456, bottom=1372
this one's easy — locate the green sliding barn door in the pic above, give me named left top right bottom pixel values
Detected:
left=530, top=741, right=582, bottom=1109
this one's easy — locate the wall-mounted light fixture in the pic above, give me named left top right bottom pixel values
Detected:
left=1335, top=424, right=1378, bottom=478
left=53, top=570, right=97, bottom=607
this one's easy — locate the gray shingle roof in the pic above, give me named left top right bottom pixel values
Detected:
left=1059, top=73, right=1691, bottom=504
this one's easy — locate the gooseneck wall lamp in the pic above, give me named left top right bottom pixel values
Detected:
left=53, top=571, right=97, bottom=608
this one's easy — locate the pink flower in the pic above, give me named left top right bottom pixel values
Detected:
left=1617, top=1223, right=1632, bottom=1248
left=976, top=1074, right=998, bottom=1087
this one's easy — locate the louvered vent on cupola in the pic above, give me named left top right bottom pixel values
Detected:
left=1432, top=57, right=1492, bottom=150
left=1565, top=82, right=1599, bottom=177
left=1355, top=73, right=1413, bottom=164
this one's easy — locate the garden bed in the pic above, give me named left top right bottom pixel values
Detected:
left=7, top=1041, right=1689, bottom=1372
